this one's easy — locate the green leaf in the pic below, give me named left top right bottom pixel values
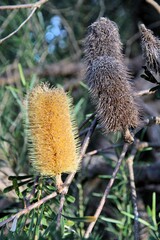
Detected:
left=10, top=217, right=18, bottom=232
left=62, top=214, right=96, bottom=223
left=98, top=175, right=121, bottom=180
left=18, top=63, right=26, bottom=86
left=100, top=216, right=123, bottom=225
left=28, top=210, right=36, bottom=237
left=66, top=195, right=75, bottom=203
left=74, top=98, right=85, bottom=116
left=121, top=211, right=156, bottom=231
left=152, top=192, right=157, bottom=227
left=6, top=86, right=22, bottom=107
left=44, top=184, right=56, bottom=192
left=79, top=81, right=89, bottom=90
left=13, top=179, right=23, bottom=199
left=3, top=179, right=32, bottom=193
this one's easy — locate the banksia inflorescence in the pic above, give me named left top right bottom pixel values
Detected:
left=84, top=17, right=139, bottom=143
left=84, top=17, right=123, bottom=65
left=27, top=84, right=80, bottom=185
left=139, top=24, right=160, bottom=82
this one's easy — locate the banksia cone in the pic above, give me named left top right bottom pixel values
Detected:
left=139, top=24, right=160, bottom=82
left=84, top=17, right=139, bottom=143
left=27, top=84, right=80, bottom=178
left=84, top=17, right=123, bottom=65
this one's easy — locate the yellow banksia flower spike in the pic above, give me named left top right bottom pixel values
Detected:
left=27, top=84, right=80, bottom=181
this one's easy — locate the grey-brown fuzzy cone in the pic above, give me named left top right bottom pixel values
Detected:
left=84, top=17, right=139, bottom=139
left=139, top=24, right=160, bottom=82
left=84, top=17, right=123, bottom=65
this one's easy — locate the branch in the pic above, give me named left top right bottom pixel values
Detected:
left=146, top=0, right=160, bottom=14
left=84, top=143, right=129, bottom=238
left=84, top=143, right=123, bottom=156
left=0, top=0, right=48, bottom=44
left=0, top=0, right=48, bottom=10
left=127, top=148, right=140, bottom=240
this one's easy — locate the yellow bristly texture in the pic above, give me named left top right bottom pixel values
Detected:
left=27, top=84, right=80, bottom=176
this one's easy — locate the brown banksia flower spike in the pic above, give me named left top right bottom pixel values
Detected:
left=139, top=24, right=160, bottom=83
left=84, top=17, right=123, bottom=65
left=27, top=84, right=80, bottom=189
left=84, top=17, right=140, bottom=143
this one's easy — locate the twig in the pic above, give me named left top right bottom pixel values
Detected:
left=84, top=143, right=129, bottom=238
left=127, top=148, right=139, bottom=240
left=136, top=141, right=160, bottom=151
left=0, top=118, right=97, bottom=229
left=84, top=143, right=123, bottom=156
left=79, top=113, right=95, bottom=130
left=136, top=89, right=156, bottom=96
left=0, top=8, right=36, bottom=44
left=0, top=0, right=48, bottom=10
left=0, top=0, right=48, bottom=44
left=134, top=116, right=160, bottom=135
left=146, top=0, right=160, bottom=14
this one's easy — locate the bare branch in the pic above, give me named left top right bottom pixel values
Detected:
left=0, top=8, right=36, bottom=44
left=0, top=0, right=48, bottom=44
left=0, top=0, right=48, bottom=10
left=127, top=148, right=139, bottom=240
left=84, top=143, right=129, bottom=238
left=146, top=0, right=160, bottom=14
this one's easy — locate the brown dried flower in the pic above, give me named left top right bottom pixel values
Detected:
left=139, top=24, right=160, bottom=82
left=84, top=17, right=140, bottom=143
left=84, top=17, right=123, bottom=65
